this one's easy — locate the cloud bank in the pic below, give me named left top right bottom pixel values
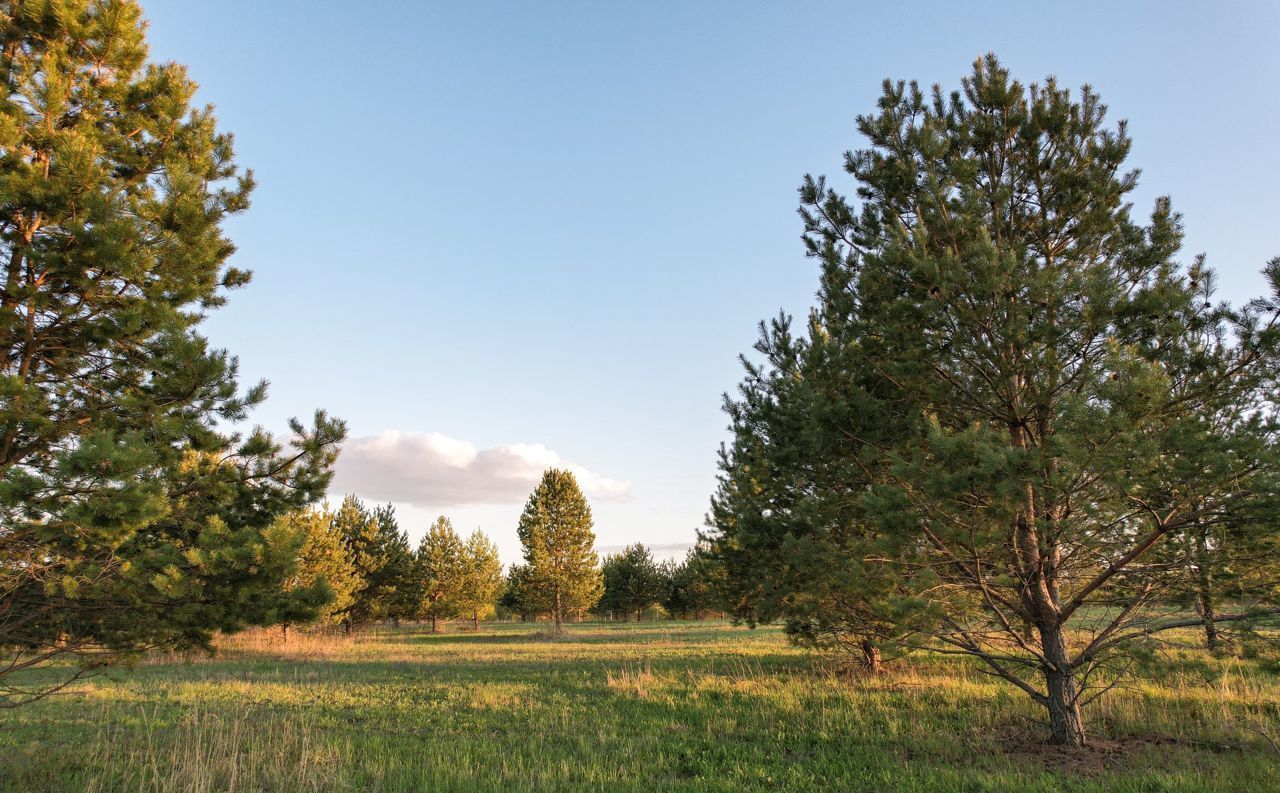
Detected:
left=329, top=430, right=631, bottom=508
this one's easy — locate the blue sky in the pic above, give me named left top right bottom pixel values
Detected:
left=140, top=1, right=1280, bottom=562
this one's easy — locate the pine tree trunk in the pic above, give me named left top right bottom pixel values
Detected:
left=431, top=615, right=439, bottom=633
left=554, top=589, right=564, bottom=635
left=281, top=624, right=289, bottom=643
left=473, top=610, right=479, bottom=631
left=859, top=640, right=882, bottom=674
left=1041, top=623, right=1086, bottom=747
left=1194, top=532, right=1219, bottom=652
left=1198, top=587, right=1219, bottom=652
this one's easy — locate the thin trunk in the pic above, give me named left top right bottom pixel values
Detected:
left=859, top=640, right=882, bottom=674
left=280, top=624, right=289, bottom=643
left=1040, top=623, right=1086, bottom=747
left=1194, top=531, right=1219, bottom=652
left=1198, top=588, right=1219, bottom=652
left=554, top=588, right=564, bottom=634
left=430, top=615, right=439, bottom=633
left=472, top=610, right=479, bottom=631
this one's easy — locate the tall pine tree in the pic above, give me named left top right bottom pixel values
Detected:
left=517, top=469, right=603, bottom=634
left=0, top=0, right=344, bottom=704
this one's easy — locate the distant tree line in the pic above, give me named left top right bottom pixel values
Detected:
left=569, top=543, right=721, bottom=621
left=284, top=472, right=729, bottom=638
left=500, top=543, right=723, bottom=623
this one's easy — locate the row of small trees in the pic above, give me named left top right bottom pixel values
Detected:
left=277, top=497, right=504, bottom=635
left=279, top=470, right=730, bottom=637
left=588, top=543, right=721, bottom=621
left=500, top=476, right=727, bottom=627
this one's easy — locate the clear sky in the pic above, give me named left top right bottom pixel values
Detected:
left=139, top=1, right=1280, bottom=563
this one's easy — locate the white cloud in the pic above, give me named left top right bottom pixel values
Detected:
left=329, top=430, right=631, bottom=508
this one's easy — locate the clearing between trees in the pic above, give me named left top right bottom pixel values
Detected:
left=2, top=621, right=1276, bottom=792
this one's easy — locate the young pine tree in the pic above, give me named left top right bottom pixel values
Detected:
left=278, top=505, right=364, bottom=639
left=598, top=544, right=666, bottom=621
left=0, top=0, right=345, bottom=704
left=456, top=529, right=503, bottom=630
left=334, top=497, right=416, bottom=630
left=499, top=563, right=548, bottom=622
left=661, top=544, right=723, bottom=621
left=416, top=516, right=464, bottom=633
left=517, top=469, right=603, bottom=634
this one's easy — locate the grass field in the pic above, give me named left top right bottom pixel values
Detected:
left=2, top=621, right=1278, bottom=792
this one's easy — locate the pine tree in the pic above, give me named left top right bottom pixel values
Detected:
left=416, top=515, right=464, bottom=633
left=709, top=299, right=930, bottom=673
left=456, top=529, right=503, bottom=630
left=278, top=505, right=364, bottom=638
left=598, top=544, right=666, bottom=621
left=498, top=563, right=547, bottom=622
left=0, top=0, right=345, bottom=704
left=709, top=55, right=1280, bottom=746
left=662, top=544, right=722, bottom=621
left=374, top=503, right=423, bottom=623
left=517, top=469, right=603, bottom=634
left=334, top=497, right=415, bottom=630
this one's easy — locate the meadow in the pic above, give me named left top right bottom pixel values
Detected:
left=2, top=621, right=1278, bottom=792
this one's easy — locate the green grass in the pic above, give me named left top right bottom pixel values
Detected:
left=1, top=621, right=1278, bottom=792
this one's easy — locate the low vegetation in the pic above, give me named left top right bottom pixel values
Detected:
left=2, top=621, right=1277, bottom=792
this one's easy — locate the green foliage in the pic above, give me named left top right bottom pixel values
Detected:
left=334, top=497, right=416, bottom=628
left=280, top=505, right=364, bottom=627
left=498, top=563, right=548, bottom=621
left=598, top=544, right=666, bottom=620
left=416, top=516, right=464, bottom=630
left=708, top=54, right=1280, bottom=744
left=0, top=0, right=345, bottom=703
left=516, top=469, right=603, bottom=631
left=661, top=544, right=723, bottom=620
left=456, top=529, right=503, bottom=626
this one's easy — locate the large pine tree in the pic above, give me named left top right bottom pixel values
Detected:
left=517, top=469, right=603, bottom=634
left=0, top=0, right=345, bottom=704
left=710, top=55, right=1280, bottom=746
